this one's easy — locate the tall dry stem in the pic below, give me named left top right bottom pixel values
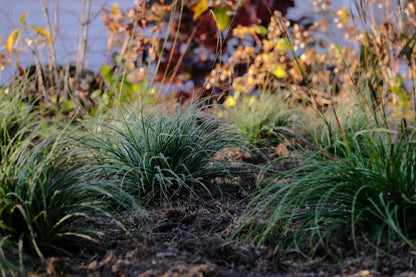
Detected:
left=75, top=0, right=92, bottom=79
left=41, top=0, right=61, bottom=95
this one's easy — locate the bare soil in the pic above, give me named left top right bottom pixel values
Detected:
left=36, top=196, right=416, bottom=276
left=35, top=151, right=416, bottom=277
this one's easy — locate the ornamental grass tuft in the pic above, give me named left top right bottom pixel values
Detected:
left=84, top=102, right=247, bottom=205
left=0, top=84, right=143, bottom=275
left=0, top=81, right=38, bottom=150
left=226, top=91, right=294, bottom=144
left=234, top=0, right=416, bottom=262
left=235, top=98, right=416, bottom=261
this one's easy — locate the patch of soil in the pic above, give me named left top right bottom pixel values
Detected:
left=35, top=152, right=416, bottom=276
left=36, top=191, right=416, bottom=276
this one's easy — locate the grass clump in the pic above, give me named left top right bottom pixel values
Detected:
left=0, top=86, right=143, bottom=275
left=0, top=82, right=39, bottom=149
left=232, top=0, right=416, bottom=264
left=234, top=99, right=416, bottom=260
left=0, top=134, right=109, bottom=259
left=226, top=92, right=294, bottom=144
left=85, top=102, right=245, bottom=205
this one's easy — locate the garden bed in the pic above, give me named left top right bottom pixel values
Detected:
left=38, top=179, right=415, bottom=277
left=2, top=1, right=416, bottom=276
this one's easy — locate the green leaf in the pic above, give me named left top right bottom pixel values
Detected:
left=391, top=85, right=411, bottom=102
left=213, top=7, right=230, bottom=31
left=20, top=11, right=30, bottom=26
left=101, top=65, right=111, bottom=76
left=113, top=55, right=122, bottom=65
left=252, top=25, right=268, bottom=35
left=61, top=100, right=75, bottom=112
left=101, top=65, right=115, bottom=86
left=90, top=89, right=102, bottom=99
left=132, top=84, right=141, bottom=93
left=100, top=92, right=110, bottom=105
left=276, top=38, right=291, bottom=52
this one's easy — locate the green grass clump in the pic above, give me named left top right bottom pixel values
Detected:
left=234, top=103, right=416, bottom=259
left=0, top=128, right=142, bottom=276
left=0, top=85, right=142, bottom=275
left=85, top=103, right=245, bottom=204
left=0, top=82, right=38, bottom=149
left=0, top=135, right=100, bottom=260
left=227, top=92, right=293, bottom=143
left=232, top=0, right=416, bottom=262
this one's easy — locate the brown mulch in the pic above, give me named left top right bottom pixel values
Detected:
left=37, top=194, right=416, bottom=277
left=35, top=148, right=416, bottom=277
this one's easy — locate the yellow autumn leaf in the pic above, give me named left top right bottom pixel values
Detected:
left=112, top=4, right=119, bottom=15
left=248, top=75, right=256, bottom=87
left=232, top=81, right=242, bottom=92
left=340, top=9, right=349, bottom=24
left=233, top=25, right=268, bottom=36
left=188, top=0, right=208, bottom=20
left=243, top=95, right=256, bottom=106
left=276, top=38, right=291, bottom=52
left=32, top=26, right=52, bottom=43
left=6, top=29, right=21, bottom=56
left=272, top=65, right=287, bottom=79
left=224, top=95, right=237, bottom=107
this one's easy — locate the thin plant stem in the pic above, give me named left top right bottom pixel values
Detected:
left=41, top=0, right=61, bottom=95
left=75, top=0, right=92, bottom=79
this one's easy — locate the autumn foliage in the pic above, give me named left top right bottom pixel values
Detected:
left=100, top=0, right=416, bottom=120
left=101, top=0, right=295, bottom=101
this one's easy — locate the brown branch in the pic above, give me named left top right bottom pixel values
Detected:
left=163, top=20, right=202, bottom=95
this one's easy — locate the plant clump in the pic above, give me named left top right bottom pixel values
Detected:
left=84, top=103, right=247, bottom=205
left=235, top=102, right=416, bottom=257
left=0, top=82, right=143, bottom=276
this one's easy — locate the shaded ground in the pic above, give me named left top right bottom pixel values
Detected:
left=35, top=150, right=416, bottom=277
left=37, top=197, right=416, bottom=276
